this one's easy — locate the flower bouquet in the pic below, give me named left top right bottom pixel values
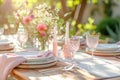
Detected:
left=14, top=2, right=59, bottom=50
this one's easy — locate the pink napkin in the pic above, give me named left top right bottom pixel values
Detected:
left=37, top=51, right=52, bottom=58
left=0, top=54, right=26, bottom=80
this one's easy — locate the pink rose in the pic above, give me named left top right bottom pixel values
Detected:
left=39, top=31, right=46, bottom=37
left=37, top=24, right=47, bottom=32
left=23, top=16, right=32, bottom=24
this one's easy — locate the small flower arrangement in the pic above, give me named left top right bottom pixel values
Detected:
left=14, top=2, right=59, bottom=50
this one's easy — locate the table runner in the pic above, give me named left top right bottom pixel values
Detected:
left=59, top=52, right=120, bottom=79
left=75, top=52, right=120, bottom=79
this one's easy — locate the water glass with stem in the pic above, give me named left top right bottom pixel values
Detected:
left=17, top=31, right=28, bottom=48
left=63, top=36, right=80, bottom=70
left=86, top=33, right=99, bottom=59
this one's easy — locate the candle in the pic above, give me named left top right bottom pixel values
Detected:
left=65, top=22, right=69, bottom=44
left=63, top=22, right=70, bottom=58
left=53, top=26, right=58, bottom=57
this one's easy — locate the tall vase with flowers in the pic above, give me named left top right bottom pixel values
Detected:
left=22, top=14, right=36, bottom=47
left=14, top=2, right=59, bottom=51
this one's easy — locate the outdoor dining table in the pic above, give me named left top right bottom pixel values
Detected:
left=10, top=51, right=120, bottom=80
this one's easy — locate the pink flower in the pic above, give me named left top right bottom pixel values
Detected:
left=23, top=16, right=32, bottom=24
left=30, top=14, right=34, bottom=19
left=16, top=13, right=20, bottom=17
left=37, top=24, right=47, bottom=32
left=39, top=31, right=46, bottom=36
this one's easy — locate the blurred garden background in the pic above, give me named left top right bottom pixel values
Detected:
left=0, top=0, right=120, bottom=43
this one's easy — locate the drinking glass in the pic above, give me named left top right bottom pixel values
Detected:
left=17, top=31, right=28, bottom=48
left=64, top=36, right=80, bottom=70
left=86, top=33, right=99, bottom=59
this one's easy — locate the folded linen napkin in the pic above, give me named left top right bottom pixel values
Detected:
left=0, top=54, right=26, bottom=80
left=37, top=51, right=52, bottom=58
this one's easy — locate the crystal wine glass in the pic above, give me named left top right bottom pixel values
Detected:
left=17, top=31, right=28, bottom=48
left=64, top=36, right=80, bottom=70
left=86, top=33, right=99, bottom=59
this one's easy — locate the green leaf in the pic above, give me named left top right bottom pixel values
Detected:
left=71, top=20, right=76, bottom=26
left=74, top=0, right=80, bottom=6
left=56, top=2, right=62, bottom=9
left=88, top=17, right=94, bottom=24
left=92, top=0, right=98, bottom=4
left=0, top=0, right=4, bottom=5
left=67, top=0, right=74, bottom=8
left=115, top=23, right=120, bottom=40
left=70, top=26, right=76, bottom=37
left=106, top=26, right=117, bottom=42
left=104, top=0, right=109, bottom=4
left=77, top=24, right=82, bottom=29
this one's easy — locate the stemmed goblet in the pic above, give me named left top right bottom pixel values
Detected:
left=86, top=33, right=99, bottom=60
left=17, top=31, right=28, bottom=48
left=64, top=36, right=80, bottom=70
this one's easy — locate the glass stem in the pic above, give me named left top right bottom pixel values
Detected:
left=64, top=52, right=75, bottom=70
left=91, top=49, right=94, bottom=59
left=21, top=42, right=23, bottom=48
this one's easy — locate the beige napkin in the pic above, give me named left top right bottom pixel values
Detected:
left=0, top=54, right=26, bottom=80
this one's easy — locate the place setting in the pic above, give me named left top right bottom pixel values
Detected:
left=67, top=32, right=120, bottom=79
left=84, top=31, right=120, bottom=57
left=55, top=31, right=120, bottom=79
left=86, top=43, right=120, bottom=57
left=0, top=27, right=14, bottom=52
left=16, top=50, right=57, bottom=69
left=0, top=39, right=14, bottom=53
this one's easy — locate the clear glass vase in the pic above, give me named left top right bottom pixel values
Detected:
left=34, top=37, right=50, bottom=51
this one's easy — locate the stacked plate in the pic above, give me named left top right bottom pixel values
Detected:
left=96, top=44, right=120, bottom=51
left=86, top=44, right=120, bottom=56
left=16, top=51, right=57, bottom=68
left=0, top=39, right=14, bottom=51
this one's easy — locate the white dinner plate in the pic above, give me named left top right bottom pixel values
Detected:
left=96, top=44, right=120, bottom=51
left=0, top=39, right=12, bottom=45
left=16, top=51, right=56, bottom=65
left=18, top=61, right=57, bottom=69
left=86, top=48, right=120, bottom=56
